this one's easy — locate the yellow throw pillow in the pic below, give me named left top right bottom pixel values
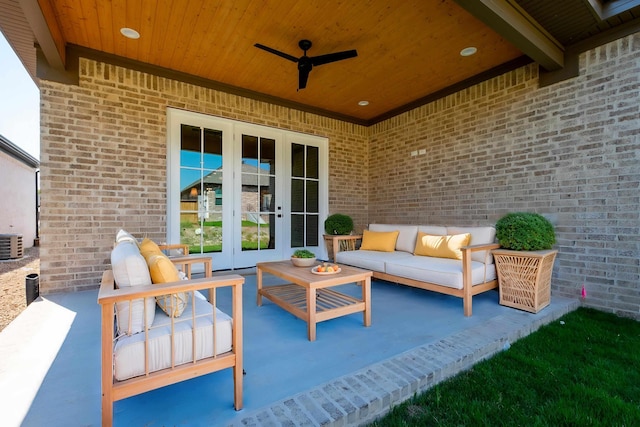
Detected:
left=139, top=238, right=162, bottom=260
left=360, top=230, right=399, bottom=252
left=147, top=253, right=180, bottom=283
left=146, top=253, right=188, bottom=317
left=414, top=232, right=471, bottom=260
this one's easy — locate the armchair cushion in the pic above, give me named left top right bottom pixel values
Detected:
left=110, top=241, right=156, bottom=335
left=115, top=229, right=138, bottom=245
left=113, top=297, right=233, bottom=381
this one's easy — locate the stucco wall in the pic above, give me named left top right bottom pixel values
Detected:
left=0, top=153, right=37, bottom=247
left=39, top=60, right=368, bottom=293
left=368, top=34, right=639, bottom=319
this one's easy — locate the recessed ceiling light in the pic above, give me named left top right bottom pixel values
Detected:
left=120, top=28, right=140, bottom=39
left=358, top=100, right=369, bottom=106
left=460, top=47, right=477, bottom=57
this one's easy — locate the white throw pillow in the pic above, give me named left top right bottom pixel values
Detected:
left=111, top=240, right=155, bottom=335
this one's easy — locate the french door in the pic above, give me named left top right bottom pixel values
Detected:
left=167, top=108, right=328, bottom=270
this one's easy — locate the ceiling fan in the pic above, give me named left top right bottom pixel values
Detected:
left=254, top=39, right=358, bottom=91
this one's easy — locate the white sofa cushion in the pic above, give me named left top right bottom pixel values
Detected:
left=447, top=226, right=496, bottom=264
left=336, top=249, right=412, bottom=273
left=385, top=256, right=497, bottom=290
left=369, top=224, right=419, bottom=253
left=111, top=240, right=156, bottom=335
left=417, top=225, right=448, bottom=236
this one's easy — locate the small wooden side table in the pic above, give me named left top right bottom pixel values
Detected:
left=323, top=234, right=362, bottom=262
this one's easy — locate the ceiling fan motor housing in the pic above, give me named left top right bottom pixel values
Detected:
left=299, top=39, right=312, bottom=51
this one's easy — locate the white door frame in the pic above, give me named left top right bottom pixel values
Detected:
left=167, top=107, right=329, bottom=268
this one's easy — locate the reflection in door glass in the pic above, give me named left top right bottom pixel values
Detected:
left=241, top=135, right=276, bottom=251
left=179, top=125, right=223, bottom=254
left=291, top=143, right=319, bottom=247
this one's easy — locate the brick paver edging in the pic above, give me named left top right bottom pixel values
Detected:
left=229, top=298, right=579, bottom=426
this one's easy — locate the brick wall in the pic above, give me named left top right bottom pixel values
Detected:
left=39, top=60, right=368, bottom=293
left=368, top=34, right=639, bottom=319
left=39, top=33, right=639, bottom=319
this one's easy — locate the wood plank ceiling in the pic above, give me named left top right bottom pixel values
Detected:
left=2, top=0, right=639, bottom=124
left=47, top=0, right=523, bottom=122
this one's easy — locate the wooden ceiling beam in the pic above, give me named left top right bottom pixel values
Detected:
left=454, top=0, right=564, bottom=71
left=18, top=0, right=66, bottom=71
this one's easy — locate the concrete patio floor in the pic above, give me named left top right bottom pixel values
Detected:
left=0, top=271, right=578, bottom=426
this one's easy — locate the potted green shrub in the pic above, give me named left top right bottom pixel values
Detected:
left=290, top=249, right=316, bottom=267
left=493, top=212, right=558, bottom=313
left=324, top=214, right=354, bottom=235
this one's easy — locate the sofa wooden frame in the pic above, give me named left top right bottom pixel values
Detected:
left=360, top=243, right=501, bottom=317
left=98, top=269, right=244, bottom=427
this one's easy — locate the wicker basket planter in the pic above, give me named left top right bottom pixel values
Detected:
left=493, top=249, right=557, bottom=313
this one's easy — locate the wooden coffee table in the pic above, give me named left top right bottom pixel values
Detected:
left=256, top=260, right=372, bottom=341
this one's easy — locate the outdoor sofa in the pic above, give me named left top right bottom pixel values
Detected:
left=98, top=231, right=243, bottom=426
left=336, top=224, right=500, bottom=316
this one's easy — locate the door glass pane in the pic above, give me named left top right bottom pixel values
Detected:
left=291, top=214, right=304, bottom=247
left=291, top=178, right=304, bottom=212
left=261, top=138, right=276, bottom=174
left=291, top=143, right=305, bottom=177
left=241, top=134, right=275, bottom=251
left=306, top=181, right=318, bottom=213
left=307, top=146, right=319, bottom=179
left=306, top=215, right=319, bottom=246
left=180, top=125, right=223, bottom=254
left=290, top=143, right=319, bottom=248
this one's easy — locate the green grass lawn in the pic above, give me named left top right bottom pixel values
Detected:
left=370, top=308, right=640, bottom=426
left=181, top=220, right=270, bottom=253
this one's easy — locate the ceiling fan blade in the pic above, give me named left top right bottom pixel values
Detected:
left=298, top=68, right=310, bottom=91
left=310, top=49, right=358, bottom=66
left=254, top=43, right=298, bottom=62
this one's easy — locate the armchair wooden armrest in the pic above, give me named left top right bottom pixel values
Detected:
left=158, top=243, right=190, bottom=256
left=169, top=255, right=212, bottom=279
left=156, top=243, right=212, bottom=278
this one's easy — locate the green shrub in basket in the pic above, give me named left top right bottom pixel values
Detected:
left=324, top=214, right=354, bottom=235
left=495, top=212, right=556, bottom=251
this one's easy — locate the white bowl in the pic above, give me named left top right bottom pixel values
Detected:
left=290, top=257, right=316, bottom=267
